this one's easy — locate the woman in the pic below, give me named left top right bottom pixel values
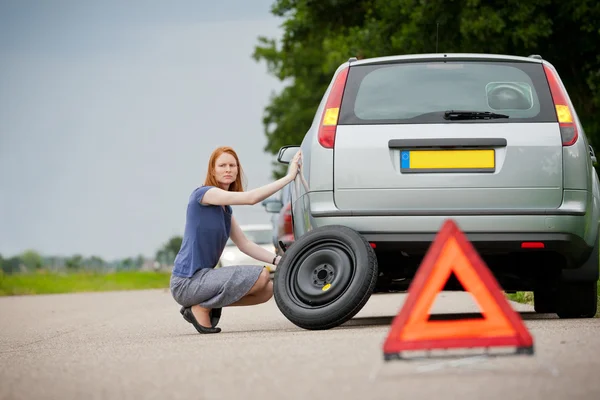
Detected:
left=170, top=146, right=302, bottom=334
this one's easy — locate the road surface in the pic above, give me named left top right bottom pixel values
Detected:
left=1, top=289, right=599, bottom=400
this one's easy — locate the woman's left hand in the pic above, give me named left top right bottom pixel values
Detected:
left=274, top=255, right=282, bottom=265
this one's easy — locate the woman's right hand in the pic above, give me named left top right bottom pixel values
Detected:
left=287, top=150, right=302, bottom=179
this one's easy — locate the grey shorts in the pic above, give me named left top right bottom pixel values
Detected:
left=170, top=265, right=264, bottom=308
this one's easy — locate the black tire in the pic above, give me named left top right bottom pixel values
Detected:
left=556, top=281, right=598, bottom=318
left=273, top=225, right=378, bottom=330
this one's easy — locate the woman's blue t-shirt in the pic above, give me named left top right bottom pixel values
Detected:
left=171, top=186, right=232, bottom=278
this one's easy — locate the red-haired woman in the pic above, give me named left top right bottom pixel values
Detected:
left=170, top=146, right=302, bottom=334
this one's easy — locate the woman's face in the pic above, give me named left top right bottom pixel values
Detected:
left=214, top=152, right=238, bottom=189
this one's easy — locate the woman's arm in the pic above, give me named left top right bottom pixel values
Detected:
left=229, top=217, right=281, bottom=265
left=202, top=150, right=302, bottom=206
left=203, top=175, right=293, bottom=206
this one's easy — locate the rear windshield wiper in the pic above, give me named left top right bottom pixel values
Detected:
left=444, top=110, right=509, bottom=120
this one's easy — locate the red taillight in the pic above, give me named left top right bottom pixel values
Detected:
left=521, top=242, right=545, bottom=249
left=369, top=242, right=376, bottom=249
left=282, top=203, right=293, bottom=234
left=317, top=67, right=349, bottom=148
left=543, top=64, right=578, bottom=146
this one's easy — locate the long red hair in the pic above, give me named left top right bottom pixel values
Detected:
left=204, top=146, right=246, bottom=192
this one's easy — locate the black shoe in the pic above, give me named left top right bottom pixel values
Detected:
left=181, top=306, right=222, bottom=328
left=180, top=306, right=192, bottom=323
left=183, top=308, right=221, bottom=334
left=210, top=307, right=222, bottom=328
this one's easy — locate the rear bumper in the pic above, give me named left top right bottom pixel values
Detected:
left=361, top=231, right=592, bottom=266
left=299, top=191, right=597, bottom=267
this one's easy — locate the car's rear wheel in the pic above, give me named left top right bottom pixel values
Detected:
left=273, top=225, right=378, bottom=330
left=556, top=281, right=598, bottom=318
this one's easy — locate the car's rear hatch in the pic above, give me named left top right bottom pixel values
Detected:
left=332, top=57, right=563, bottom=212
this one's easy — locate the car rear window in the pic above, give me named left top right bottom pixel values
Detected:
left=338, top=60, right=557, bottom=124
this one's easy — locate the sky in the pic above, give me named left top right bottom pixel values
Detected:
left=0, top=0, right=286, bottom=260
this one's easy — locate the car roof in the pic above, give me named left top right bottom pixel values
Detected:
left=351, top=53, right=543, bottom=67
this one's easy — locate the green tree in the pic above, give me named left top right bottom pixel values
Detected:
left=88, top=256, right=105, bottom=268
left=254, top=0, right=600, bottom=177
left=135, top=254, right=145, bottom=269
left=155, top=249, right=167, bottom=265
left=3, top=257, right=22, bottom=274
left=155, top=236, right=183, bottom=265
left=20, top=250, right=43, bottom=271
left=121, top=257, right=134, bottom=271
left=65, top=255, right=83, bottom=271
left=166, top=236, right=182, bottom=255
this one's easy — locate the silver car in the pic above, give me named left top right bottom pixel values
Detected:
left=271, top=53, right=599, bottom=330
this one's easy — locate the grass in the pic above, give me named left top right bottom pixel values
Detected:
left=0, top=270, right=171, bottom=296
left=506, top=280, right=600, bottom=317
left=506, top=291, right=534, bottom=305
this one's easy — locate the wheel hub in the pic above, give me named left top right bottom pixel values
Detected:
left=291, top=244, right=354, bottom=306
left=312, top=264, right=334, bottom=287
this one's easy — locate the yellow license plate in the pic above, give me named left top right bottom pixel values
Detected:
left=400, top=149, right=495, bottom=172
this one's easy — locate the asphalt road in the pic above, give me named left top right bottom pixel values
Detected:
left=1, top=289, right=599, bottom=400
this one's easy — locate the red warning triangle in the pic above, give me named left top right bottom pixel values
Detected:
left=383, top=219, right=533, bottom=357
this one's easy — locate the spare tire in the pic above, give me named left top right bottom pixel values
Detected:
left=273, top=225, right=378, bottom=330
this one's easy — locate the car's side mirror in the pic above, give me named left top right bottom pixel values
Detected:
left=261, top=197, right=283, bottom=213
left=277, top=145, right=300, bottom=164
left=264, top=202, right=283, bottom=213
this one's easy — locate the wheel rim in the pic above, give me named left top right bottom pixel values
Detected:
left=288, top=238, right=356, bottom=307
